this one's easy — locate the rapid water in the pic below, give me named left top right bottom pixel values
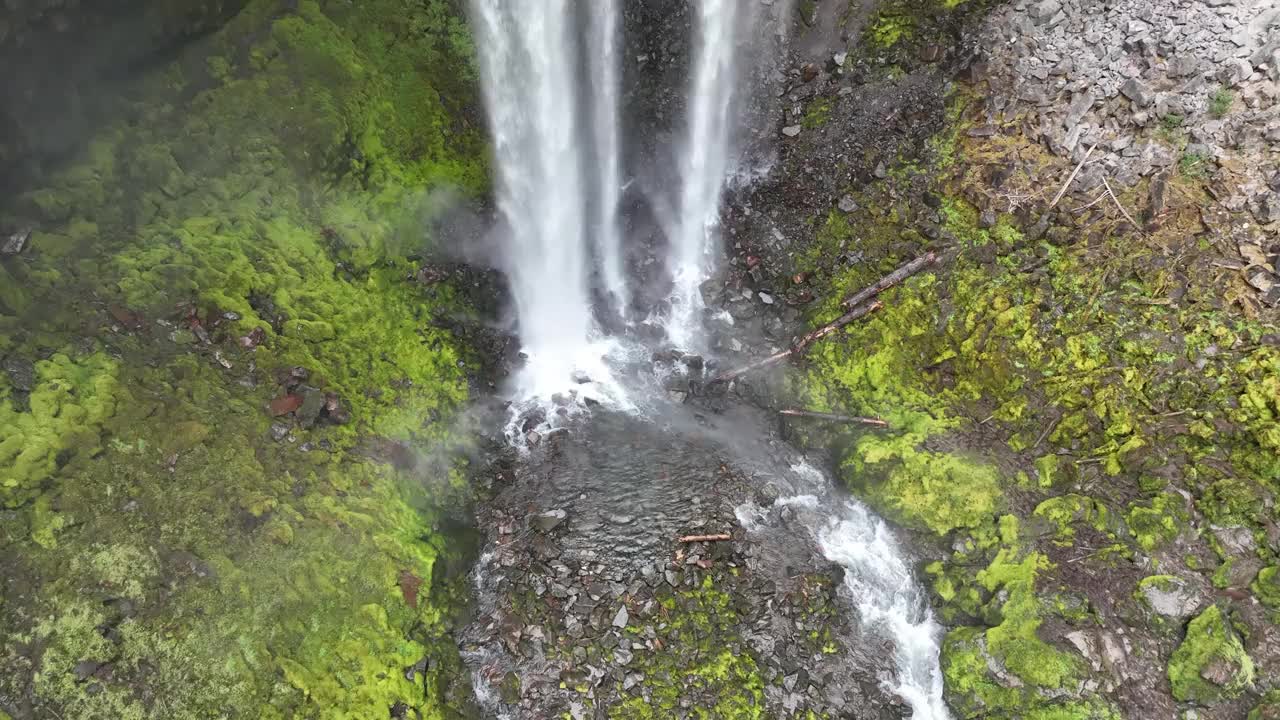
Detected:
left=470, top=0, right=634, bottom=405
left=587, top=0, right=628, bottom=313
left=466, top=2, right=951, bottom=718
left=470, top=1, right=595, bottom=395
left=663, top=0, right=748, bottom=349
left=737, top=462, right=952, bottom=720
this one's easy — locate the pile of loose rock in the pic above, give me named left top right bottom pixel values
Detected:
left=981, top=0, right=1279, bottom=220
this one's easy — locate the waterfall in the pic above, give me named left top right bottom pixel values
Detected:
left=470, top=0, right=629, bottom=402
left=588, top=0, right=628, bottom=313
left=663, top=0, right=746, bottom=349
left=468, top=4, right=954, bottom=717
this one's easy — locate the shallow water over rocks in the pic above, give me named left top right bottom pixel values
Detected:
left=462, top=401, right=943, bottom=718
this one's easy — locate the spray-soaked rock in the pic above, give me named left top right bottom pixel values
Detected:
left=1, top=228, right=30, bottom=255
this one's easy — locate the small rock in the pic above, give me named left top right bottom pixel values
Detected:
left=570, top=370, right=592, bottom=384
left=533, top=509, right=567, bottom=533
left=612, top=605, right=629, bottom=628
left=1120, top=78, right=1154, bottom=107
left=1140, top=576, right=1200, bottom=619
left=499, top=671, right=521, bottom=704
left=322, top=393, right=350, bottom=425
left=295, top=386, right=326, bottom=429
left=269, top=423, right=290, bottom=442
left=1029, top=0, right=1062, bottom=23
left=72, top=660, right=103, bottom=682
left=832, top=52, right=848, bottom=67
left=782, top=125, right=802, bottom=138
left=1219, top=58, right=1253, bottom=87
left=1, top=228, right=30, bottom=255
left=758, top=292, right=774, bottom=305
left=978, top=208, right=997, bottom=228
left=837, top=195, right=858, bottom=213
left=2, top=356, right=35, bottom=392
left=1168, top=56, right=1201, bottom=78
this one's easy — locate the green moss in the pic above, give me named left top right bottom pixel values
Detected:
left=1167, top=605, right=1255, bottom=703
left=802, top=98, right=833, bottom=130
left=609, top=579, right=765, bottom=719
left=1250, top=691, right=1280, bottom=720
left=865, top=7, right=916, bottom=47
left=941, top=516, right=1085, bottom=717
left=0, top=0, right=485, bottom=717
left=1034, top=494, right=1110, bottom=545
left=1253, top=566, right=1280, bottom=610
left=1126, top=492, right=1189, bottom=551
left=0, top=352, right=124, bottom=507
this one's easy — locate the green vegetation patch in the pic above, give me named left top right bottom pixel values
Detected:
left=0, top=0, right=487, bottom=717
left=609, top=578, right=766, bottom=720
left=1167, top=605, right=1255, bottom=703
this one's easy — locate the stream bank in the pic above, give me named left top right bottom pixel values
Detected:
left=710, top=0, right=1280, bottom=718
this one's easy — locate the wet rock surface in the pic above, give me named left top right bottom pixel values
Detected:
left=463, top=407, right=906, bottom=719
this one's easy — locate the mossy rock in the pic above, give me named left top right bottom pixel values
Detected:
left=1253, top=565, right=1280, bottom=610
left=1167, top=605, right=1255, bottom=704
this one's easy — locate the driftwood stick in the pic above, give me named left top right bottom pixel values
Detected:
left=711, top=300, right=884, bottom=383
left=841, top=252, right=938, bottom=310
left=1049, top=142, right=1098, bottom=209
left=780, top=409, right=889, bottom=428
left=678, top=533, right=732, bottom=543
left=1101, top=175, right=1145, bottom=234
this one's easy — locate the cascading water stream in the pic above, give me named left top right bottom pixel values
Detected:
left=470, top=0, right=593, bottom=392
left=737, top=463, right=953, bottom=720
left=588, top=0, right=628, bottom=313
left=663, top=0, right=746, bottom=349
left=466, top=2, right=952, bottom=717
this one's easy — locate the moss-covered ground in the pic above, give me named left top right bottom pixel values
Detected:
left=777, top=71, right=1279, bottom=717
left=1, top=1, right=489, bottom=718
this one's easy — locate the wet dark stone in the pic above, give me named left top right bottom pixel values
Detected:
left=532, top=509, right=568, bottom=533
left=2, top=355, right=35, bottom=392
left=72, top=660, right=103, bottom=682
left=295, top=386, right=325, bottom=429
left=1, top=227, right=30, bottom=255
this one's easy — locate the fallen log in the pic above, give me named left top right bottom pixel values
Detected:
left=710, top=300, right=883, bottom=384
left=678, top=533, right=732, bottom=543
left=840, top=252, right=938, bottom=310
left=779, top=409, right=889, bottom=428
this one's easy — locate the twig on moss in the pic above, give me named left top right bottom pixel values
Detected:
left=710, top=301, right=883, bottom=384
left=780, top=409, right=889, bottom=428
left=711, top=253, right=937, bottom=384
left=1101, top=176, right=1145, bottom=234
left=1049, top=143, right=1098, bottom=209
left=840, top=252, right=938, bottom=310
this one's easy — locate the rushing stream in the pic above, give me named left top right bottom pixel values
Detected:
left=466, top=1, right=950, bottom=717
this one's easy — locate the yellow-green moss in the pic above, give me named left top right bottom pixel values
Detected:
left=0, top=0, right=484, bottom=717
left=1254, top=566, right=1280, bottom=611
left=1167, top=605, right=1255, bottom=703
left=941, top=516, right=1086, bottom=717
left=0, top=352, right=124, bottom=507
left=609, top=578, right=765, bottom=719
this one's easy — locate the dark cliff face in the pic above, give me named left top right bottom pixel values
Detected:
left=0, top=0, right=248, bottom=194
